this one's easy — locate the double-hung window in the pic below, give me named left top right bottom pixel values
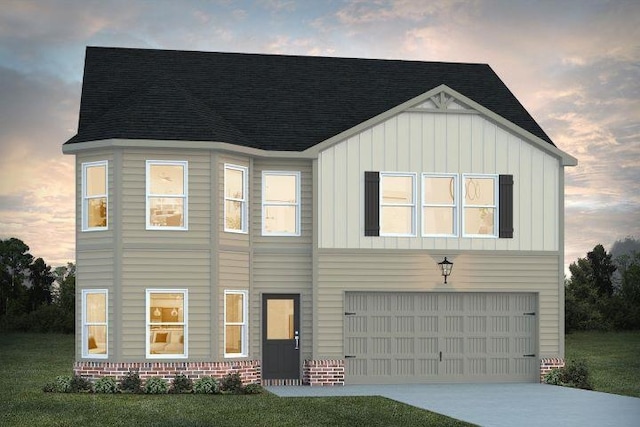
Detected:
left=422, top=174, right=458, bottom=236
left=462, top=174, right=498, bottom=237
left=224, top=164, right=248, bottom=233
left=82, top=161, right=108, bottom=231
left=82, top=289, right=108, bottom=358
left=262, top=171, right=300, bottom=236
left=380, top=172, right=416, bottom=236
left=224, top=290, right=248, bottom=357
left=146, top=290, right=187, bottom=358
left=146, top=161, right=188, bottom=230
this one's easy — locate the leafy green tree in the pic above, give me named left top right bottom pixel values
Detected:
left=0, top=238, right=34, bottom=316
left=27, top=257, right=55, bottom=311
left=587, top=244, right=616, bottom=297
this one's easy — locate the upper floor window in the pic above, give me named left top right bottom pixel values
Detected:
left=422, top=174, right=458, bottom=237
left=146, top=161, right=188, bottom=230
left=462, top=174, right=497, bottom=237
left=262, top=171, right=300, bottom=236
left=82, top=289, right=108, bottom=358
left=146, top=289, right=187, bottom=359
left=224, top=290, right=248, bottom=357
left=380, top=172, right=416, bottom=236
left=224, top=164, right=248, bottom=233
left=82, top=161, right=108, bottom=231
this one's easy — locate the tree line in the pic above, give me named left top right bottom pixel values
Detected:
left=566, top=237, right=640, bottom=332
left=0, top=237, right=75, bottom=333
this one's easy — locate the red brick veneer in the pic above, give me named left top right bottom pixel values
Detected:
left=303, top=359, right=345, bottom=386
left=539, top=357, right=565, bottom=382
left=74, top=360, right=261, bottom=384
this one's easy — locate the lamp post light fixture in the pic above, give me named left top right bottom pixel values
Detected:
left=437, top=257, right=454, bottom=284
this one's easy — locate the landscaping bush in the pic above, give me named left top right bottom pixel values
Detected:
left=144, top=377, right=169, bottom=394
left=193, top=376, right=220, bottom=394
left=71, top=375, right=93, bottom=393
left=243, top=383, right=263, bottom=395
left=119, top=369, right=143, bottom=393
left=221, top=371, right=243, bottom=394
left=543, top=359, right=593, bottom=390
left=54, top=375, right=73, bottom=393
left=169, top=373, right=193, bottom=394
left=94, top=377, right=119, bottom=394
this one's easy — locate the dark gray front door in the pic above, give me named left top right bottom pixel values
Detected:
left=262, top=294, right=300, bottom=380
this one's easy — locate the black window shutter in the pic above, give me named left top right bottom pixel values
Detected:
left=364, top=171, right=380, bottom=236
left=499, top=174, right=514, bottom=238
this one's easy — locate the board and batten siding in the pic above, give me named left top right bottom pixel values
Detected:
left=317, top=111, right=560, bottom=251
left=314, top=250, right=561, bottom=360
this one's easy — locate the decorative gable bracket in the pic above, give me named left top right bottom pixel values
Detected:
left=430, top=92, right=455, bottom=110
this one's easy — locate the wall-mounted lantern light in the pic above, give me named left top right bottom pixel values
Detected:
left=437, top=257, right=454, bottom=284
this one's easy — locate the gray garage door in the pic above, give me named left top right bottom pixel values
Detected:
left=344, top=292, right=538, bottom=384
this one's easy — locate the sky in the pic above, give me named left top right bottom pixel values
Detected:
left=0, top=0, right=638, bottom=274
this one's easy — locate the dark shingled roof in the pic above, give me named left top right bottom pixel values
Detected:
left=64, top=46, right=554, bottom=150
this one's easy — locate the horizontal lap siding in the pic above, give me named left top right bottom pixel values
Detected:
left=75, top=250, right=114, bottom=359
left=318, top=111, right=561, bottom=252
left=121, top=148, right=211, bottom=246
left=315, top=250, right=560, bottom=359
left=121, top=250, right=211, bottom=361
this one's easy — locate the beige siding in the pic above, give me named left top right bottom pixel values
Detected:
left=314, top=250, right=561, bottom=360
left=121, top=148, right=211, bottom=247
left=75, top=250, right=114, bottom=359
left=318, top=110, right=562, bottom=251
left=120, top=250, right=211, bottom=361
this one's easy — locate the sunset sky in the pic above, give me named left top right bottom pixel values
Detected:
left=0, top=0, right=638, bottom=273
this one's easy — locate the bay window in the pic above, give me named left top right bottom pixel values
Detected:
left=146, top=161, right=188, bottom=230
left=146, top=290, right=187, bottom=358
left=82, top=289, right=108, bottom=358
left=82, top=161, right=108, bottom=231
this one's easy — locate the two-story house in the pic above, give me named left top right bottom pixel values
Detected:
left=63, top=46, right=576, bottom=385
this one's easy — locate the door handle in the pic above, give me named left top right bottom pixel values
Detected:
left=294, top=331, right=299, bottom=350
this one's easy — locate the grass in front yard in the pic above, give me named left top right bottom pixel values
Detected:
left=565, top=330, right=640, bottom=397
left=0, top=333, right=472, bottom=427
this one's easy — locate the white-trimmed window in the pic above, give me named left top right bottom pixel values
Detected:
left=224, top=290, right=248, bottom=357
left=82, top=289, right=108, bottom=358
left=146, top=290, right=187, bottom=359
left=224, top=164, right=248, bottom=233
left=146, top=160, right=188, bottom=230
left=380, top=172, right=416, bottom=236
left=82, top=161, right=108, bottom=231
left=462, top=174, right=498, bottom=237
left=422, top=174, right=458, bottom=236
left=262, top=171, right=301, bottom=236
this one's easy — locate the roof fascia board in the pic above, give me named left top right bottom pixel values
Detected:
left=304, top=84, right=577, bottom=167
left=61, top=138, right=316, bottom=159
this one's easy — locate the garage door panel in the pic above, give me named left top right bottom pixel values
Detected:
left=344, top=292, right=538, bottom=384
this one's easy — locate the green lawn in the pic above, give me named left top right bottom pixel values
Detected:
left=0, top=333, right=471, bottom=427
left=565, top=330, right=640, bottom=397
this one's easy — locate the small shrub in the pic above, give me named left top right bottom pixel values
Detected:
left=169, top=373, right=193, bottom=394
left=71, top=375, right=93, bottom=393
left=543, top=359, right=593, bottom=390
left=119, top=370, right=143, bottom=393
left=221, top=371, right=243, bottom=394
left=193, top=376, right=220, bottom=394
left=144, top=377, right=169, bottom=394
left=54, top=375, right=73, bottom=393
left=94, top=377, right=119, bottom=394
left=243, top=383, right=263, bottom=395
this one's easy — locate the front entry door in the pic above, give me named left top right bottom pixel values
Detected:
left=262, top=294, right=300, bottom=380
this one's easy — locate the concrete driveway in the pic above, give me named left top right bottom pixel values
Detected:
left=267, top=383, right=640, bottom=427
